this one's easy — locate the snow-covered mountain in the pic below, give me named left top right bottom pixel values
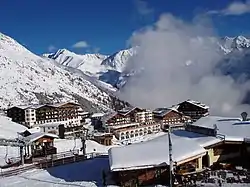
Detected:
left=0, top=32, right=129, bottom=111
left=44, top=49, right=108, bottom=77
left=44, top=36, right=250, bottom=89
left=44, top=47, right=136, bottom=75
left=44, top=47, right=137, bottom=87
left=101, top=47, right=137, bottom=72
left=220, top=36, right=250, bottom=54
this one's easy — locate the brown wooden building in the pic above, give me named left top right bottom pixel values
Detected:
left=102, top=107, right=153, bottom=127
left=153, top=108, right=190, bottom=130
left=20, top=132, right=58, bottom=158
left=177, top=100, right=209, bottom=121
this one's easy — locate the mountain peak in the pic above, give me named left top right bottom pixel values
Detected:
left=101, top=47, right=138, bottom=72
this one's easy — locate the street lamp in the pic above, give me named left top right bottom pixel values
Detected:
left=80, top=127, right=88, bottom=157
left=168, top=126, right=173, bottom=187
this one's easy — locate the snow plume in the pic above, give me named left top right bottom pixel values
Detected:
left=119, top=14, right=250, bottom=116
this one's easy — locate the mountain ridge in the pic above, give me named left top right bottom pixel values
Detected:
left=44, top=35, right=250, bottom=89
left=0, top=32, right=130, bottom=112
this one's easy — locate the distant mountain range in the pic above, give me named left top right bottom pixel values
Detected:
left=45, top=35, right=250, bottom=89
left=44, top=47, right=138, bottom=88
left=0, top=32, right=129, bottom=112
left=1, top=31, right=250, bottom=111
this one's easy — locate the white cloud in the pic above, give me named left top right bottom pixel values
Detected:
left=72, top=41, right=89, bottom=48
left=208, top=1, right=250, bottom=16
left=48, top=45, right=57, bottom=52
left=119, top=13, right=250, bottom=116
left=135, top=0, right=153, bottom=15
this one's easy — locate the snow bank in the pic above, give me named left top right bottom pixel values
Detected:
left=54, top=139, right=115, bottom=154
left=0, top=157, right=110, bottom=187
left=0, top=115, right=27, bottom=139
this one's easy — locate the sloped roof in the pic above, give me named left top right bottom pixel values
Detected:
left=22, top=132, right=58, bottom=145
left=52, top=102, right=80, bottom=108
left=102, top=111, right=118, bottom=123
left=10, top=104, right=56, bottom=110
left=183, top=100, right=209, bottom=110
left=118, top=107, right=143, bottom=116
left=191, top=116, right=250, bottom=142
left=0, top=116, right=27, bottom=139
left=153, top=107, right=181, bottom=117
left=109, top=133, right=206, bottom=171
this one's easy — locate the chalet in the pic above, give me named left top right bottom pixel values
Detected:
left=118, top=107, right=153, bottom=123
left=102, top=111, right=131, bottom=127
left=102, top=107, right=153, bottom=128
left=19, top=132, right=58, bottom=158
left=176, top=100, right=209, bottom=121
left=153, top=107, right=190, bottom=130
left=7, top=102, right=83, bottom=128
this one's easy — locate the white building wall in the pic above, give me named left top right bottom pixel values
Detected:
left=116, top=124, right=161, bottom=141
left=24, top=108, right=36, bottom=127
left=135, top=111, right=153, bottom=123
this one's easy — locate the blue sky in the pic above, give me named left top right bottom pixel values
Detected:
left=1, top=0, right=250, bottom=55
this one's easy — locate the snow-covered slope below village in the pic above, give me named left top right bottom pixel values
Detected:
left=0, top=32, right=129, bottom=111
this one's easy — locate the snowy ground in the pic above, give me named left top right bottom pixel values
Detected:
left=54, top=139, right=116, bottom=154
left=0, top=156, right=168, bottom=187
left=0, top=157, right=111, bottom=187
left=0, top=131, right=166, bottom=167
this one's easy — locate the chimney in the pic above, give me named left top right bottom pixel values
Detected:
left=241, top=112, right=248, bottom=121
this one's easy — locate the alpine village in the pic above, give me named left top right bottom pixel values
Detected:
left=1, top=99, right=250, bottom=187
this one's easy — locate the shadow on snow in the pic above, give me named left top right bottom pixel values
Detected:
left=46, top=156, right=110, bottom=186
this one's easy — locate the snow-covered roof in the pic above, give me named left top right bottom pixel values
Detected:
left=12, top=104, right=47, bottom=110
left=153, top=107, right=180, bottom=117
left=0, top=115, right=27, bottom=139
left=118, top=107, right=142, bottom=116
left=52, top=102, right=80, bottom=108
left=91, top=113, right=105, bottom=118
left=191, top=116, right=250, bottom=142
left=101, top=111, right=118, bottom=123
left=172, top=130, right=222, bottom=148
left=27, top=126, right=41, bottom=133
left=22, top=132, right=58, bottom=145
left=109, top=133, right=206, bottom=171
left=185, top=99, right=209, bottom=110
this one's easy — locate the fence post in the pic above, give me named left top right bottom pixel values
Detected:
left=74, top=155, right=76, bottom=162
left=63, top=154, right=65, bottom=164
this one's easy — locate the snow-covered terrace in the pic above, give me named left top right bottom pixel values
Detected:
left=191, top=116, right=250, bottom=142
left=109, top=133, right=207, bottom=171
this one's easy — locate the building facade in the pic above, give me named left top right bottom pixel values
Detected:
left=153, top=108, right=190, bottom=130
left=7, top=102, right=83, bottom=128
left=103, top=107, right=153, bottom=127
left=177, top=100, right=209, bottom=120
left=114, top=122, right=161, bottom=141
